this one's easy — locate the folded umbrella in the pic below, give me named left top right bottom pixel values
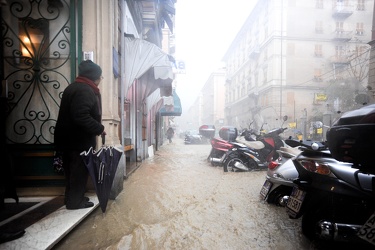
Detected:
left=80, top=142, right=123, bottom=213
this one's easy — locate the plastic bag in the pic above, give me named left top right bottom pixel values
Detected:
left=53, top=151, right=64, bottom=174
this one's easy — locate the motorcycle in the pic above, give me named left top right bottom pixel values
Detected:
left=285, top=141, right=375, bottom=245
left=208, top=126, right=258, bottom=166
left=285, top=105, right=375, bottom=246
left=207, top=126, right=238, bottom=165
left=260, top=140, right=302, bottom=206
left=222, top=126, right=287, bottom=172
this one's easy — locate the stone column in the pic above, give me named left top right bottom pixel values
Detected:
left=82, top=0, right=124, bottom=198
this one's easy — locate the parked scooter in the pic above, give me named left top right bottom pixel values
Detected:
left=208, top=125, right=258, bottom=166
left=285, top=141, right=375, bottom=245
left=219, top=116, right=288, bottom=172
left=260, top=139, right=302, bottom=206
left=222, top=125, right=288, bottom=172
left=285, top=105, right=375, bottom=246
left=207, top=126, right=238, bottom=165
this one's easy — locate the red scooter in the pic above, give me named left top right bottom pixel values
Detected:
left=208, top=126, right=257, bottom=166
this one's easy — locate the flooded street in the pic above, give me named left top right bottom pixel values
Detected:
left=54, top=138, right=314, bottom=250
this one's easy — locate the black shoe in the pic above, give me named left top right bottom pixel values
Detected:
left=66, top=201, right=94, bottom=210
left=0, top=230, right=26, bottom=244
left=82, top=201, right=94, bottom=208
left=65, top=196, right=89, bottom=205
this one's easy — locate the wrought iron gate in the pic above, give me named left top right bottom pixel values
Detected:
left=1, top=0, right=79, bottom=186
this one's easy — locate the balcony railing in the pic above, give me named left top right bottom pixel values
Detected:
left=330, top=55, right=350, bottom=65
left=332, top=4, right=354, bottom=18
left=248, top=45, right=260, bottom=59
left=332, top=30, right=352, bottom=42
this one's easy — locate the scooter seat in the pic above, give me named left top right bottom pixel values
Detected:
left=329, top=163, right=374, bottom=192
left=279, top=146, right=301, bottom=157
left=236, top=137, right=265, bottom=150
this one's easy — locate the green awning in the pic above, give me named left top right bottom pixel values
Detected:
left=159, top=89, right=182, bottom=116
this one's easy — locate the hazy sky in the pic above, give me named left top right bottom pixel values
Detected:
left=174, top=0, right=257, bottom=110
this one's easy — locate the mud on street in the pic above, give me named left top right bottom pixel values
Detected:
left=54, top=138, right=317, bottom=250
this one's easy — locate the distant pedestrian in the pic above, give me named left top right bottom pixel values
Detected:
left=166, top=127, right=174, bottom=143
left=54, top=60, right=105, bottom=210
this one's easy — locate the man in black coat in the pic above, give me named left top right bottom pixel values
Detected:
left=54, top=60, right=105, bottom=209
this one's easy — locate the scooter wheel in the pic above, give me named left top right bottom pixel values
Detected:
left=223, top=152, right=244, bottom=172
left=267, top=186, right=292, bottom=206
left=301, top=206, right=330, bottom=241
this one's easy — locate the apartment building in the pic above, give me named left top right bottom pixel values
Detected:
left=200, top=68, right=226, bottom=128
left=177, top=68, right=225, bottom=133
left=223, top=0, right=374, bottom=138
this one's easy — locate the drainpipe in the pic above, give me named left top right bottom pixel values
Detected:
left=368, top=2, right=375, bottom=97
left=120, top=2, right=127, bottom=177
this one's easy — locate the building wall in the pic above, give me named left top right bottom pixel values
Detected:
left=223, top=0, right=374, bottom=137
left=201, top=69, right=226, bottom=128
left=82, top=0, right=121, bottom=147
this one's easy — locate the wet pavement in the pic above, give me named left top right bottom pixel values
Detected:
left=53, top=138, right=318, bottom=250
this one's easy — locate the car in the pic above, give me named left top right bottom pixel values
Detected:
left=184, top=130, right=203, bottom=144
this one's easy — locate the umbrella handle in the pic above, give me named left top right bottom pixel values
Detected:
left=101, top=133, right=106, bottom=145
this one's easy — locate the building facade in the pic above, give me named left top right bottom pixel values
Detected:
left=176, top=68, right=225, bottom=133
left=223, top=0, right=374, bottom=139
left=200, top=68, right=226, bottom=128
left=0, top=0, right=177, bottom=197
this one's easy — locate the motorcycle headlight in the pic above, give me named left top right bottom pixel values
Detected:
left=297, top=159, right=331, bottom=175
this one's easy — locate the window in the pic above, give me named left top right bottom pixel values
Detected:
left=357, top=0, right=365, bottom=10
left=316, top=0, right=323, bottom=9
left=355, top=45, right=367, bottom=56
left=334, top=0, right=349, bottom=8
left=315, top=21, right=323, bottom=33
left=335, top=22, right=344, bottom=33
left=356, top=23, right=364, bottom=35
left=335, top=45, right=345, bottom=56
left=334, top=45, right=346, bottom=62
left=314, top=69, right=323, bottom=82
left=263, top=66, right=268, bottom=84
left=241, top=82, right=246, bottom=97
left=263, top=48, right=268, bottom=61
left=315, top=44, right=322, bottom=57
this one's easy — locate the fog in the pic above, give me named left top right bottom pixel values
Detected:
left=174, top=0, right=257, bottom=110
left=173, top=0, right=374, bottom=136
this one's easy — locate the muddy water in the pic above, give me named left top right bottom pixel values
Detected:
left=54, top=138, right=315, bottom=250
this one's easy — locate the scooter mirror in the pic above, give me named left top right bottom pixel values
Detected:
left=283, top=115, right=288, bottom=121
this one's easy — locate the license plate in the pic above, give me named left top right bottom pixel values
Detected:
left=286, top=186, right=306, bottom=218
left=260, top=180, right=273, bottom=199
left=358, top=212, right=375, bottom=246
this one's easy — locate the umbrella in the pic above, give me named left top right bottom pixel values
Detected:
left=80, top=142, right=123, bottom=213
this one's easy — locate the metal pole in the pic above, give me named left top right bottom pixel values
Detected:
left=280, top=0, right=283, bottom=119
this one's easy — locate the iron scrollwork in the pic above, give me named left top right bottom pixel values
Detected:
left=2, top=0, right=71, bottom=144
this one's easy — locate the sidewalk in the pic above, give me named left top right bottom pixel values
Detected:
left=0, top=192, right=98, bottom=250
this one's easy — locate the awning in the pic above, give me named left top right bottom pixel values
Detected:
left=125, top=37, right=174, bottom=97
left=159, top=89, right=182, bottom=116
left=147, top=90, right=162, bottom=112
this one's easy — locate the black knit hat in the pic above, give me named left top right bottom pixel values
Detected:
left=78, top=60, right=102, bottom=81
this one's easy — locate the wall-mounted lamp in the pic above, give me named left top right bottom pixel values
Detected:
left=21, top=36, right=31, bottom=57
left=20, top=33, right=44, bottom=58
